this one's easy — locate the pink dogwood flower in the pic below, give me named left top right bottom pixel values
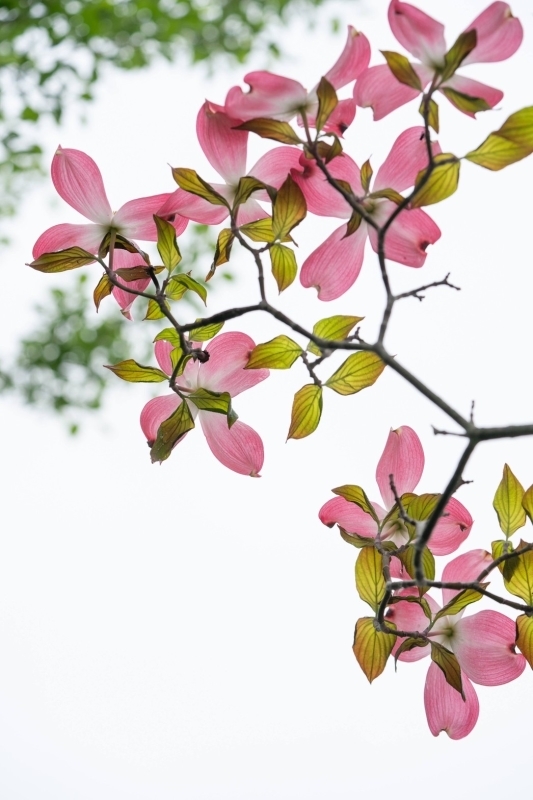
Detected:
left=319, top=425, right=473, bottom=556
left=388, top=549, right=526, bottom=738
left=224, top=26, right=371, bottom=135
left=32, top=147, right=188, bottom=318
left=157, top=101, right=302, bottom=226
left=294, top=127, right=441, bottom=300
left=354, top=1, right=523, bottom=120
left=140, top=332, right=269, bottom=476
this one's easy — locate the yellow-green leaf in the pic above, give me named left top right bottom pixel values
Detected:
left=433, top=587, right=486, bottom=622
left=307, top=314, right=363, bottom=356
left=272, top=175, right=307, bottom=240
left=344, top=210, right=363, bottom=237
left=234, top=118, right=302, bottom=145
left=188, top=319, right=225, bottom=341
left=353, top=617, right=396, bottom=683
left=144, top=298, right=168, bottom=320
left=246, top=335, right=302, bottom=369
left=270, top=244, right=298, bottom=292
left=516, top=615, right=533, bottom=669
left=381, top=50, right=422, bottom=90
left=325, top=351, right=385, bottom=396
left=105, top=359, right=168, bottom=383
left=153, top=327, right=181, bottom=346
left=523, top=484, right=533, bottom=524
left=419, top=96, right=439, bottom=133
left=287, top=384, right=323, bottom=440
left=355, top=547, right=386, bottom=612
left=500, top=540, right=533, bottom=605
left=360, top=159, right=373, bottom=193
left=465, top=107, right=533, bottom=170
left=150, top=400, right=195, bottom=463
left=439, top=87, right=491, bottom=116
left=430, top=642, right=464, bottom=699
left=28, top=246, right=96, bottom=273
left=440, top=29, right=477, bottom=82
left=171, top=168, right=229, bottom=206
left=404, top=493, right=440, bottom=522
left=154, top=215, right=182, bottom=271
left=167, top=274, right=207, bottom=305
left=493, top=464, right=526, bottom=537
left=114, top=266, right=163, bottom=282
left=411, top=153, right=460, bottom=208
left=93, top=274, right=113, bottom=311
left=332, top=484, right=379, bottom=522
left=186, top=388, right=233, bottom=422
left=206, top=228, right=235, bottom=281
left=399, top=545, right=435, bottom=588
left=233, top=176, right=273, bottom=208
left=339, top=527, right=378, bottom=548
left=315, top=76, right=338, bottom=132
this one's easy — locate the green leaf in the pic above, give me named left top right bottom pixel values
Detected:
left=272, top=175, right=307, bottom=240
left=523, top=484, right=533, bottom=524
left=493, top=464, right=526, bottom=537
left=439, top=88, right=491, bottom=116
left=315, top=76, right=338, bottom=132
left=411, top=153, right=460, bottom=208
left=234, top=118, right=302, bottom=145
left=339, top=527, right=377, bottom=548
left=144, top=298, right=168, bottom=320
left=516, top=615, right=533, bottom=669
left=324, top=352, right=385, bottom=396
left=381, top=50, right=422, bottom=90
left=419, top=96, right=439, bottom=133
left=399, top=545, right=435, bottom=588
left=166, top=274, right=207, bottom=305
left=233, top=176, right=272, bottom=208
left=154, top=215, right=182, bottom=271
left=287, top=384, right=323, bottom=440
left=430, top=642, right=464, bottom=699
left=433, top=587, right=486, bottom=622
left=404, top=493, right=441, bottom=522
left=240, top=217, right=280, bottom=243
left=499, top=540, right=533, bottom=605
left=186, top=387, right=233, bottom=420
left=465, top=107, right=533, bottom=170
left=246, top=335, right=302, bottom=369
left=28, top=246, right=96, bottom=273
left=270, top=244, right=298, bottom=292
left=150, top=400, right=195, bottom=464
left=307, top=314, right=363, bottom=356
left=93, top=274, right=113, bottom=311
left=440, top=29, right=477, bottom=82
left=188, top=319, right=224, bottom=341
left=105, top=359, right=168, bottom=383
left=332, top=485, right=379, bottom=522
left=355, top=547, right=386, bottom=613
left=171, top=167, right=229, bottom=207
left=153, top=327, right=181, bottom=347
left=170, top=349, right=192, bottom=376
left=360, top=159, right=373, bottom=193
left=353, top=617, right=396, bottom=683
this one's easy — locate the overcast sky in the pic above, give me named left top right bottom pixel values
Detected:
left=1, top=1, right=533, bottom=797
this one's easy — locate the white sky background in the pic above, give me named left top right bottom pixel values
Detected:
left=1, top=0, right=533, bottom=797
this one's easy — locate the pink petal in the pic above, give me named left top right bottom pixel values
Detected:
left=318, top=496, right=379, bottom=538
left=373, top=126, right=441, bottom=193
left=114, top=194, right=188, bottom=240
left=322, top=99, right=357, bottom=137
left=388, top=0, right=447, bottom=67
left=51, top=147, right=112, bottom=224
left=111, top=249, right=151, bottom=320
left=292, top=152, right=360, bottom=218
left=453, top=611, right=526, bottom=686
left=200, top=332, right=269, bottom=396
left=300, top=222, right=368, bottom=301
left=156, top=189, right=229, bottom=226
left=197, top=100, right=248, bottom=185
left=248, top=146, right=303, bottom=190
left=323, top=26, right=371, bottom=88
left=154, top=340, right=173, bottom=376
left=199, top=413, right=264, bottom=476
left=375, top=426, right=424, bottom=509
left=463, top=2, right=523, bottom=64
left=441, top=549, right=492, bottom=606
left=140, top=394, right=180, bottom=443
left=428, top=497, right=473, bottom=557
left=369, top=202, right=441, bottom=268
left=389, top=588, right=440, bottom=662
left=440, top=75, right=503, bottom=116
left=354, top=63, right=432, bottom=121
left=235, top=198, right=269, bottom=226
left=32, top=223, right=107, bottom=258
left=225, top=72, right=308, bottom=122
left=424, top=662, right=479, bottom=739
